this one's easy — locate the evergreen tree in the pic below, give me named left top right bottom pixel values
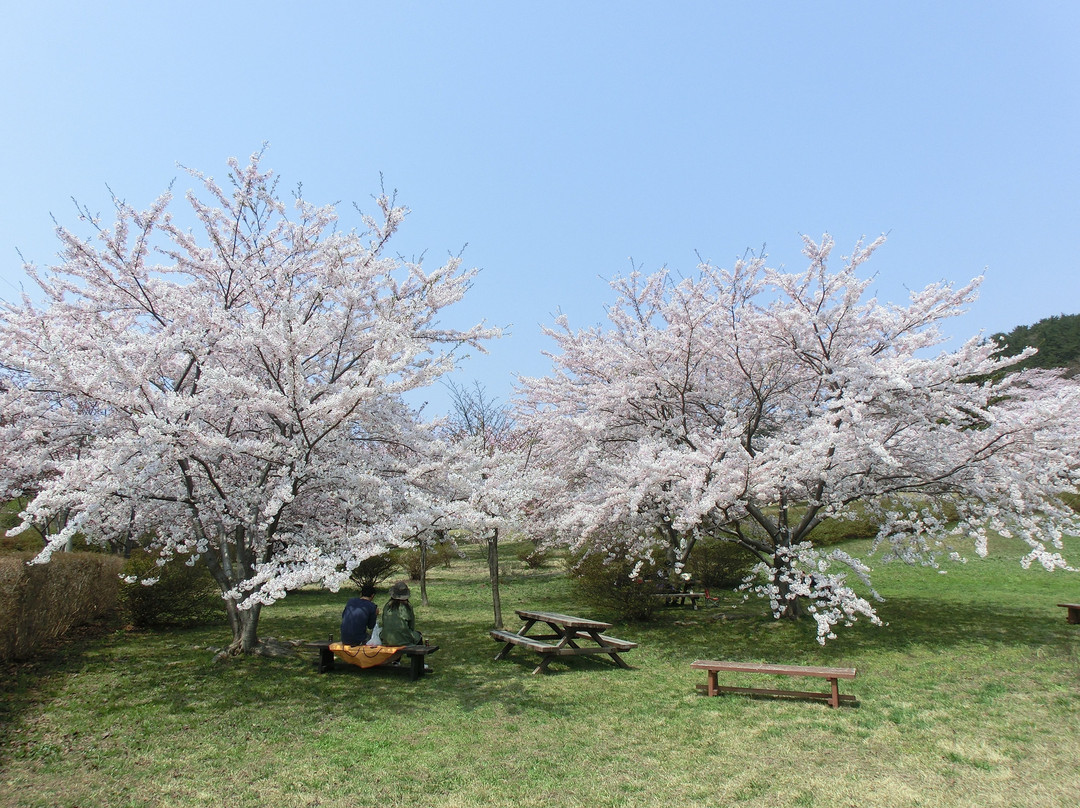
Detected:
left=993, top=314, right=1080, bottom=376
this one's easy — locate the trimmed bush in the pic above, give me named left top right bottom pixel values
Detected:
left=516, top=541, right=547, bottom=569
left=392, top=537, right=463, bottom=581
left=684, top=537, right=756, bottom=590
left=566, top=543, right=664, bottom=621
left=119, top=551, right=226, bottom=629
left=0, top=551, right=123, bottom=662
left=348, top=553, right=399, bottom=591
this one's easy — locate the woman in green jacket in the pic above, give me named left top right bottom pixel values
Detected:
left=379, top=581, right=423, bottom=646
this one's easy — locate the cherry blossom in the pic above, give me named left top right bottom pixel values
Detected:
left=517, top=235, right=1079, bottom=642
left=0, top=151, right=495, bottom=653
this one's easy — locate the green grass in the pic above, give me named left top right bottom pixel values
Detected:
left=2, top=537, right=1078, bottom=808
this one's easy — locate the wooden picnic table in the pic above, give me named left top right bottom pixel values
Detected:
left=490, top=609, right=637, bottom=674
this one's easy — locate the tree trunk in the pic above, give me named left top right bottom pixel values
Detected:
left=224, top=599, right=263, bottom=654
left=773, top=495, right=803, bottom=620
left=772, top=540, right=804, bottom=619
left=420, top=534, right=430, bottom=606
left=488, top=527, right=502, bottom=629
left=203, top=548, right=265, bottom=655
left=661, top=524, right=696, bottom=588
left=775, top=572, right=805, bottom=620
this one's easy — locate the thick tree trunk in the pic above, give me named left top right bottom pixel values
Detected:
left=772, top=495, right=803, bottom=620
left=203, top=543, right=265, bottom=655
left=772, top=539, right=804, bottom=620
left=774, top=569, right=805, bottom=620
left=224, top=599, right=263, bottom=654
left=488, top=527, right=502, bottom=629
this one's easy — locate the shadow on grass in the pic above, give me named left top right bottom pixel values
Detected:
left=838, top=595, right=1077, bottom=654
left=0, top=615, right=124, bottom=761
left=7, top=571, right=1073, bottom=757
left=657, top=593, right=1080, bottom=670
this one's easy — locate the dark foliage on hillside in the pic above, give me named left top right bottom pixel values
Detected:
left=993, top=313, right=1080, bottom=377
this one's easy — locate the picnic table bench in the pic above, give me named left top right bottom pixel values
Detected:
left=305, top=638, right=439, bottom=681
left=650, top=591, right=705, bottom=609
left=691, top=660, right=857, bottom=708
left=491, top=609, right=637, bottom=674
left=1059, top=603, right=1080, bottom=624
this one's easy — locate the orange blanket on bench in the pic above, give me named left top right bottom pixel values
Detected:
left=329, top=642, right=405, bottom=669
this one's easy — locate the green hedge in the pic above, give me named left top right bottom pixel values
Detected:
left=0, top=552, right=123, bottom=662
left=118, top=551, right=226, bottom=629
left=683, top=537, right=756, bottom=589
left=567, top=543, right=665, bottom=621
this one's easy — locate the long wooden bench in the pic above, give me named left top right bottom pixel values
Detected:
left=691, top=660, right=857, bottom=708
left=566, top=631, right=638, bottom=651
left=305, top=640, right=439, bottom=681
left=1058, top=603, right=1080, bottom=624
left=489, top=630, right=560, bottom=653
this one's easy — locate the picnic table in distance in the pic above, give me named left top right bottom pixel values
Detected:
left=650, top=590, right=706, bottom=609
left=490, top=609, right=638, bottom=674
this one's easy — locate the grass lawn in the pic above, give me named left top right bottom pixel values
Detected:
left=2, top=537, right=1078, bottom=808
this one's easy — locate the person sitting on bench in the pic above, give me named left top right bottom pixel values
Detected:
left=340, top=584, right=378, bottom=646
left=380, top=581, right=423, bottom=646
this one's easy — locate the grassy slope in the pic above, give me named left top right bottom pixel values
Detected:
left=1, top=537, right=1078, bottom=808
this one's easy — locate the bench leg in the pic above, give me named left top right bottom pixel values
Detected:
left=318, top=647, right=335, bottom=673
left=829, top=678, right=840, bottom=709
left=408, top=653, right=425, bottom=681
left=707, top=670, right=718, bottom=697
left=606, top=651, right=631, bottom=669
left=1068, top=606, right=1080, bottom=625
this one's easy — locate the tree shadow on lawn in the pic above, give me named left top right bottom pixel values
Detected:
left=296, top=650, right=598, bottom=719
left=700, top=596, right=1080, bottom=666
left=613, top=592, right=1080, bottom=672
left=245, top=599, right=593, bottom=718
left=264, top=587, right=1079, bottom=703
left=0, top=614, right=123, bottom=763
left=843, top=596, right=1076, bottom=653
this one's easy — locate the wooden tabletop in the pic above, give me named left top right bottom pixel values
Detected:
left=515, top=609, right=613, bottom=631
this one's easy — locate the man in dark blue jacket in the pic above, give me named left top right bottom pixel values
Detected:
left=340, top=584, right=378, bottom=646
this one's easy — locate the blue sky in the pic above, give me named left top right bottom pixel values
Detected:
left=2, top=1, right=1077, bottom=416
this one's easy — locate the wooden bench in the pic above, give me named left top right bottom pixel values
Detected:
left=651, top=592, right=705, bottom=609
left=489, top=630, right=559, bottom=653
left=1059, top=603, right=1080, bottom=624
left=691, top=660, right=857, bottom=708
left=566, top=631, right=638, bottom=651
left=305, top=640, right=439, bottom=681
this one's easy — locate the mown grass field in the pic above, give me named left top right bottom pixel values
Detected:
left=2, top=537, right=1078, bottom=808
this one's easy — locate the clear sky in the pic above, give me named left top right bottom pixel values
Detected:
left=2, top=1, right=1077, bottom=416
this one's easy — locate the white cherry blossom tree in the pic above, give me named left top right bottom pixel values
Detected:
left=517, top=235, right=1080, bottom=643
left=412, top=382, right=540, bottom=627
left=0, top=151, right=495, bottom=654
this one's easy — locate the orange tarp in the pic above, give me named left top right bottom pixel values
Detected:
left=329, top=641, right=405, bottom=669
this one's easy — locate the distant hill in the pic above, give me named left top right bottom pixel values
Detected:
left=992, top=313, right=1080, bottom=377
